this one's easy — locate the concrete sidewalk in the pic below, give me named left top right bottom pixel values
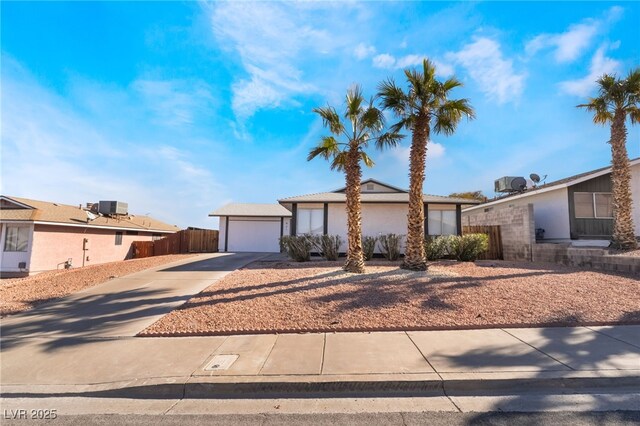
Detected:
left=2, top=326, right=638, bottom=398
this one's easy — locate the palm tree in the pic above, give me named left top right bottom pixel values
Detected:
left=578, top=69, right=640, bottom=250
left=308, top=85, right=403, bottom=273
left=378, top=59, right=475, bottom=271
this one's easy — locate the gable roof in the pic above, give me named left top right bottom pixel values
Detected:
left=0, top=196, right=180, bottom=233
left=464, top=157, right=640, bottom=211
left=332, top=178, right=408, bottom=193
left=279, top=178, right=481, bottom=205
left=209, top=203, right=292, bottom=217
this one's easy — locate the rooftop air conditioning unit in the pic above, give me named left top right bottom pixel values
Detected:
left=98, top=201, right=128, bottom=215
left=494, top=176, right=527, bottom=193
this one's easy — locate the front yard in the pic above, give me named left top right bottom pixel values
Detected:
left=140, top=259, right=640, bottom=336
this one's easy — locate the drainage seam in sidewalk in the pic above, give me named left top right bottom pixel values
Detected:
left=320, top=333, right=327, bottom=375
left=500, top=328, right=575, bottom=371
left=585, top=326, right=640, bottom=350
left=257, top=335, right=279, bottom=375
left=405, top=331, right=461, bottom=413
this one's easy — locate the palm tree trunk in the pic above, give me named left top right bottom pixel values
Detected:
left=402, top=114, right=428, bottom=271
left=343, top=144, right=366, bottom=273
left=609, top=111, right=638, bottom=250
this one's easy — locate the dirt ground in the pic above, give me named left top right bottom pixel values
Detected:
left=141, top=259, right=640, bottom=336
left=1, top=254, right=197, bottom=316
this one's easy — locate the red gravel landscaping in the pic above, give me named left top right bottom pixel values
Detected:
left=140, top=259, right=640, bottom=336
left=1, top=254, right=197, bottom=316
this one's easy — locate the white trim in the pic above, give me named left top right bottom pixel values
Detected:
left=0, top=219, right=176, bottom=233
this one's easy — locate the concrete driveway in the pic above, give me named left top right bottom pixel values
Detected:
left=0, top=252, right=268, bottom=341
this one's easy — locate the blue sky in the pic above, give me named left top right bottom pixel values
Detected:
left=2, top=1, right=639, bottom=229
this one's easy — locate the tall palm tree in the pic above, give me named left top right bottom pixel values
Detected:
left=578, top=69, right=640, bottom=250
left=308, top=85, right=403, bottom=273
left=378, top=59, right=475, bottom=271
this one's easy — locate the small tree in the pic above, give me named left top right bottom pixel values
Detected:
left=578, top=69, right=640, bottom=250
left=308, top=85, right=403, bottom=273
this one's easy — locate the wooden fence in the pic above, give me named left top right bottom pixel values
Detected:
left=132, top=229, right=219, bottom=258
left=462, top=225, right=503, bottom=260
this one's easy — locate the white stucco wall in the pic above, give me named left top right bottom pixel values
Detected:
left=631, top=163, right=639, bottom=236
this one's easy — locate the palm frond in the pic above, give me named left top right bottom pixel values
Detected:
left=360, top=106, right=385, bottom=132
left=330, top=151, right=348, bottom=172
left=377, top=78, right=411, bottom=116
left=375, top=131, right=405, bottom=150
left=360, top=151, right=375, bottom=168
left=628, top=105, right=640, bottom=125
left=313, top=106, right=344, bottom=135
left=307, top=136, right=341, bottom=161
left=345, top=85, right=364, bottom=122
left=577, top=97, right=613, bottom=125
left=433, top=99, right=475, bottom=135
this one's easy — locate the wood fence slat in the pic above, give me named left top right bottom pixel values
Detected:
left=131, top=229, right=219, bottom=258
left=462, top=225, right=503, bottom=260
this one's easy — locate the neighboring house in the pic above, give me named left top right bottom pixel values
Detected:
left=210, top=179, right=481, bottom=253
left=0, top=196, right=179, bottom=276
left=462, top=158, right=640, bottom=241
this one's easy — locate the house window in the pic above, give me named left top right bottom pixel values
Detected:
left=126, top=230, right=139, bottom=235
left=115, top=231, right=123, bottom=245
left=574, top=192, right=613, bottom=219
left=152, top=233, right=163, bottom=241
left=4, top=226, right=29, bottom=252
left=428, top=210, right=457, bottom=236
left=297, top=208, right=323, bottom=235
left=366, top=183, right=374, bottom=191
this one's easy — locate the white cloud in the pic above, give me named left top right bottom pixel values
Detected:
left=558, top=45, right=620, bottom=96
left=525, top=6, right=623, bottom=63
left=389, top=141, right=446, bottom=167
left=210, top=2, right=356, bottom=119
left=448, top=37, right=526, bottom=104
left=1, top=57, right=227, bottom=228
left=354, top=43, right=376, bottom=60
left=372, top=53, right=454, bottom=76
left=372, top=53, right=396, bottom=69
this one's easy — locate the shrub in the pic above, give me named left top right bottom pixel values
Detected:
left=279, top=235, right=314, bottom=262
left=362, top=236, right=377, bottom=260
left=378, top=233, right=403, bottom=261
left=449, top=233, right=489, bottom=261
left=311, top=234, right=342, bottom=261
left=424, top=235, right=451, bottom=261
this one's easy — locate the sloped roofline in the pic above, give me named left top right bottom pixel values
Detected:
left=464, top=157, right=640, bottom=212
left=332, top=178, right=408, bottom=193
left=0, top=196, right=36, bottom=209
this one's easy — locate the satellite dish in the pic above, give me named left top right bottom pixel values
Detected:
left=530, top=173, right=541, bottom=183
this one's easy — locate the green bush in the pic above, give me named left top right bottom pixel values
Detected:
left=279, top=235, right=314, bottom=262
left=362, top=236, right=378, bottom=260
left=449, top=233, right=489, bottom=261
left=378, top=233, right=403, bottom=261
left=311, top=234, right=342, bottom=261
left=424, top=235, right=452, bottom=260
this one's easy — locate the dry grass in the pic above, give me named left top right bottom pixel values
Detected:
left=1, top=254, right=197, bottom=316
left=141, top=259, right=640, bottom=336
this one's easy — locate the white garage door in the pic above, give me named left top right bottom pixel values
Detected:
left=228, top=219, right=281, bottom=252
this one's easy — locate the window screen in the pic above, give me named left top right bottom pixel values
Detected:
left=4, top=226, right=29, bottom=252
left=574, top=193, right=595, bottom=218
left=115, top=231, right=123, bottom=245
left=442, top=211, right=457, bottom=235
left=297, top=209, right=323, bottom=235
left=428, top=210, right=442, bottom=235
left=428, top=210, right=458, bottom=236
left=594, top=193, right=613, bottom=218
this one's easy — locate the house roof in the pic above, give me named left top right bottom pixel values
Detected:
left=279, top=192, right=480, bottom=204
left=209, top=203, right=292, bottom=217
left=0, top=196, right=180, bottom=233
left=464, top=157, right=640, bottom=212
left=332, top=178, right=408, bottom=193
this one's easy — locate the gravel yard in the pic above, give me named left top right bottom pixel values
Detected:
left=141, top=259, right=640, bottom=336
left=1, top=254, right=197, bottom=316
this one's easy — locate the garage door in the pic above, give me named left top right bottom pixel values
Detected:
left=227, top=219, right=281, bottom=252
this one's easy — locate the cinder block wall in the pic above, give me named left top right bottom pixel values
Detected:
left=462, top=204, right=535, bottom=261
left=533, top=243, right=640, bottom=274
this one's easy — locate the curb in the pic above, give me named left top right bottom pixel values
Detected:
left=3, top=374, right=640, bottom=399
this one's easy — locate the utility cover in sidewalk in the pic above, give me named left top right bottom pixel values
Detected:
left=205, top=354, right=239, bottom=371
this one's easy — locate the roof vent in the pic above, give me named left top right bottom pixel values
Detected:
left=98, top=201, right=128, bottom=216
left=494, top=177, right=527, bottom=193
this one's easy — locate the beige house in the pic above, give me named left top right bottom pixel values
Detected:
left=211, top=179, right=480, bottom=253
left=0, top=196, right=179, bottom=276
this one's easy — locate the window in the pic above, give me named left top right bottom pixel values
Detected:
left=366, top=183, right=374, bottom=191
left=126, top=230, right=139, bottom=235
left=4, top=226, right=29, bottom=252
left=428, top=210, right=457, bottom=236
left=574, top=192, right=613, bottom=219
left=152, top=233, right=163, bottom=241
left=115, top=231, right=123, bottom=245
left=297, top=208, right=323, bottom=235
